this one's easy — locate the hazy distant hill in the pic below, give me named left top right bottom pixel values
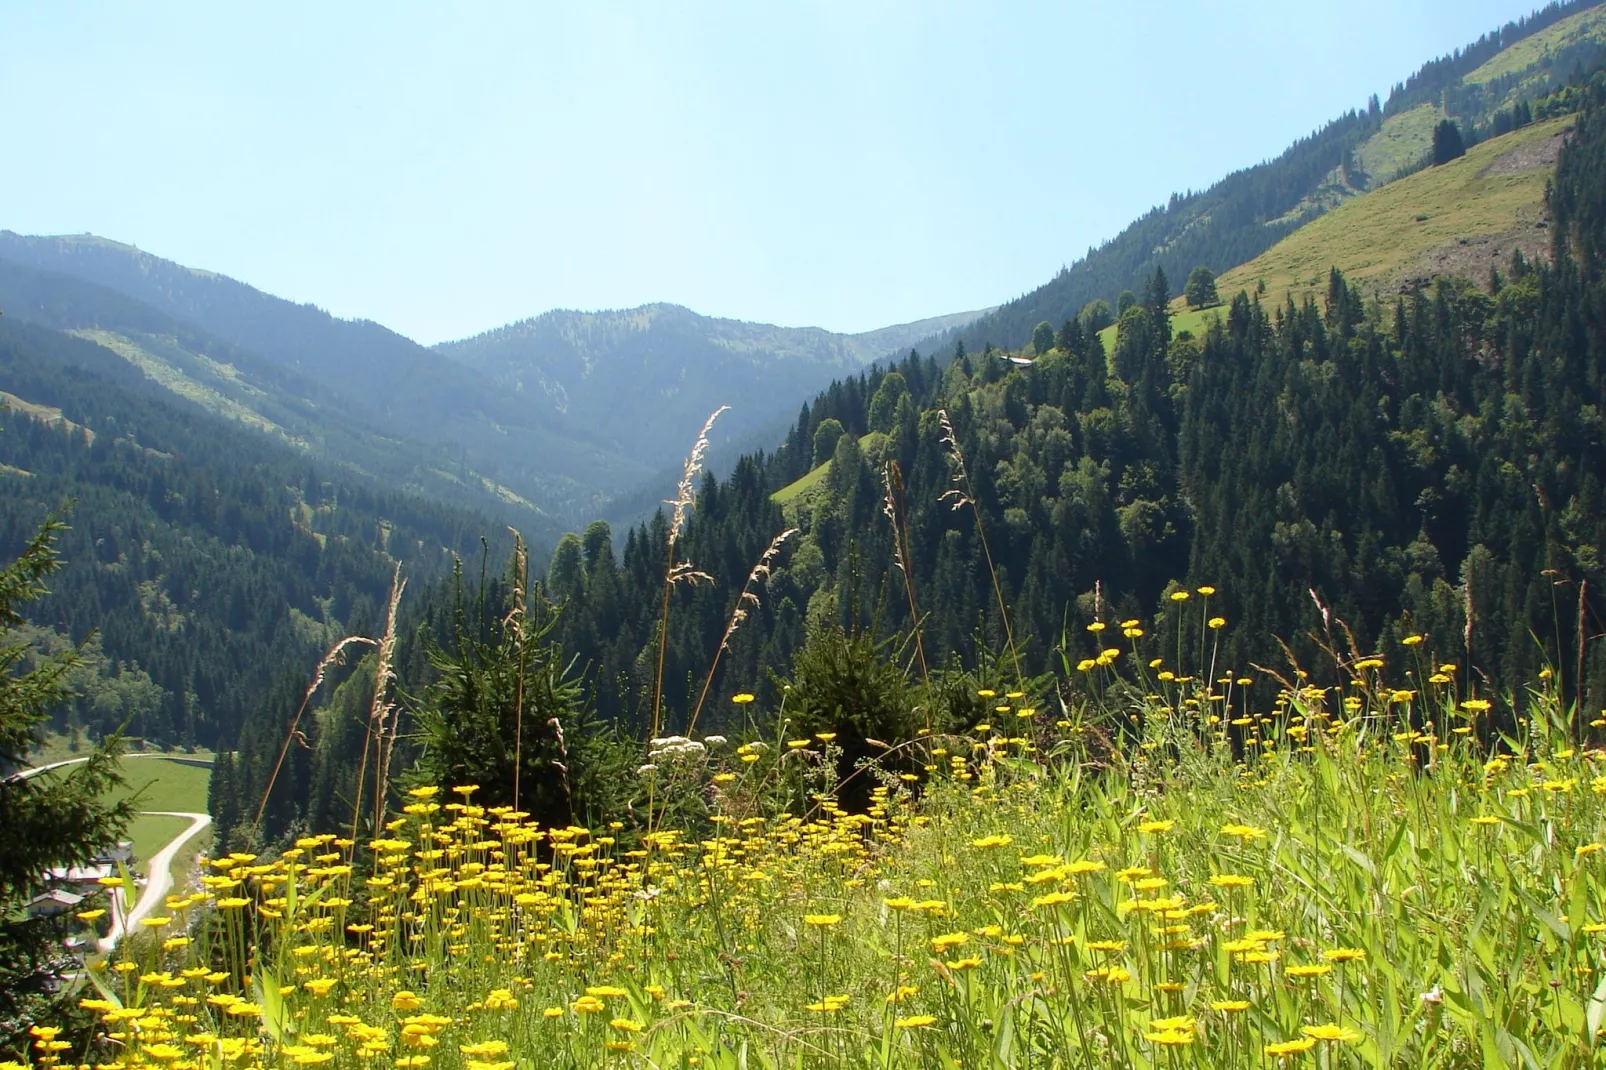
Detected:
left=0, top=313, right=507, bottom=751
left=0, top=255, right=572, bottom=535
left=0, top=232, right=646, bottom=521
left=0, top=233, right=982, bottom=524
left=435, top=304, right=986, bottom=473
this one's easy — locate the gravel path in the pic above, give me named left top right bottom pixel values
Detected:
left=99, top=810, right=212, bottom=951
left=13, top=755, right=213, bottom=952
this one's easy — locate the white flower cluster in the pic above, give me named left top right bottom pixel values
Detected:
left=648, top=735, right=708, bottom=759
left=639, top=734, right=728, bottom=777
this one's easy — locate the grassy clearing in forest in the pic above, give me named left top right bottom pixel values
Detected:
left=772, top=433, right=887, bottom=506
left=107, top=756, right=213, bottom=888
left=122, top=814, right=188, bottom=876
left=1465, top=5, right=1606, bottom=87
left=53, top=599, right=1606, bottom=1070
left=68, top=330, right=295, bottom=443
left=1097, top=305, right=1229, bottom=354
left=102, top=755, right=213, bottom=816
left=1215, top=117, right=1566, bottom=309
left=1351, top=103, right=1444, bottom=186
left=771, top=459, right=832, bottom=504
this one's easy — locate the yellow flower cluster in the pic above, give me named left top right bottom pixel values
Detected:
left=35, top=658, right=1606, bottom=1069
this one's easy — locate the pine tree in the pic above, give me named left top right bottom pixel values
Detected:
left=1432, top=119, right=1466, bottom=164
left=0, top=515, right=132, bottom=1053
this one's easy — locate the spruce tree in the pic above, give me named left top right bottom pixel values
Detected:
left=1055, top=318, right=1082, bottom=355
left=0, top=515, right=131, bottom=1053
left=1432, top=119, right=1466, bottom=164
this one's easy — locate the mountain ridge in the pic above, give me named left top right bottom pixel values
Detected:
left=910, top=0, right=1606, bottom=362
left=0, top=232, right=986, bottom=525
left=440, top=301, right=987, bottom=362
left=0, top=255, right=573, bottom=536
left=436, top=301, right=987, bottom=477
left=0, top=230, right=643, bottom=521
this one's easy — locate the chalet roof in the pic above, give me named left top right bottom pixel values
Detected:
left=45, top=862, right=117, bottom=883
left=29, top=889, right=85, bottom=908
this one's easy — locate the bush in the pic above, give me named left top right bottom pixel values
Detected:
left=408, top=559, right=635, bottom=830
left=780, top=624, right=926, bottom=809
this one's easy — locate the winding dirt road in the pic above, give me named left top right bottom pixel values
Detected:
left=12, top=754, right=212, bottom=951
left=99, top=810, right=211, bottom=951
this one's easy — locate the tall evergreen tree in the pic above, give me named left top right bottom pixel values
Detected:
left=0, top=515, right=132, bottom=1054
left=1432, top=119, right=1467, bottom=164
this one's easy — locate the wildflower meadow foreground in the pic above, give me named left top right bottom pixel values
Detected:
left=24, top=662, right=1606, bottom=1069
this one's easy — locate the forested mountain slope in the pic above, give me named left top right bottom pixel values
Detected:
left=0, top=316, right=504, bottom=753
left=0, top=257, right=561, bottom=538
left=0, top=234, right=984, bottom=526
left=0, top=233, right=651, bottom=521
left=539, top=87, right=1606, bottom=735
left=438, top=303, right=987, bottom=474
left=926, top=0, right=1606, bottom=360
left=1217, top=112, right=1575, bottom=307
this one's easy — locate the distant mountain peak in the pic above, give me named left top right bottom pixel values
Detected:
left=434, top=303, right=989, bottom=470
left=0, top=230, right=987, bottom=524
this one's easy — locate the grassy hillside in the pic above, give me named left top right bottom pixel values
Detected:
left=112, top=755, right=213, bottom=887
left=102, top=755, right=212, bottom=814
left=121, top=813, right=186, bottom=870
left=1353, top=103, right=1445, bottom=184
left=1096, top=304, right=1232, bottom=354
left=70, top=329, right=304, bottom=445
left=1347, top=4, right=1606, bottom=186
left=923, top=2, right=1606, bottom=361
left=1467, top=2, right=1606, bottom=87
left=1087, top=116, right=1566, bottom=353
left=771, top=459, right=833, bottom=505
left=771, top=432, right=887, bottom=505
left=1217, top=116, right=1567, bottom=308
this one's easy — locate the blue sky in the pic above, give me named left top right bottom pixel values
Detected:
left=2, top=1, right=1545, bottom=344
